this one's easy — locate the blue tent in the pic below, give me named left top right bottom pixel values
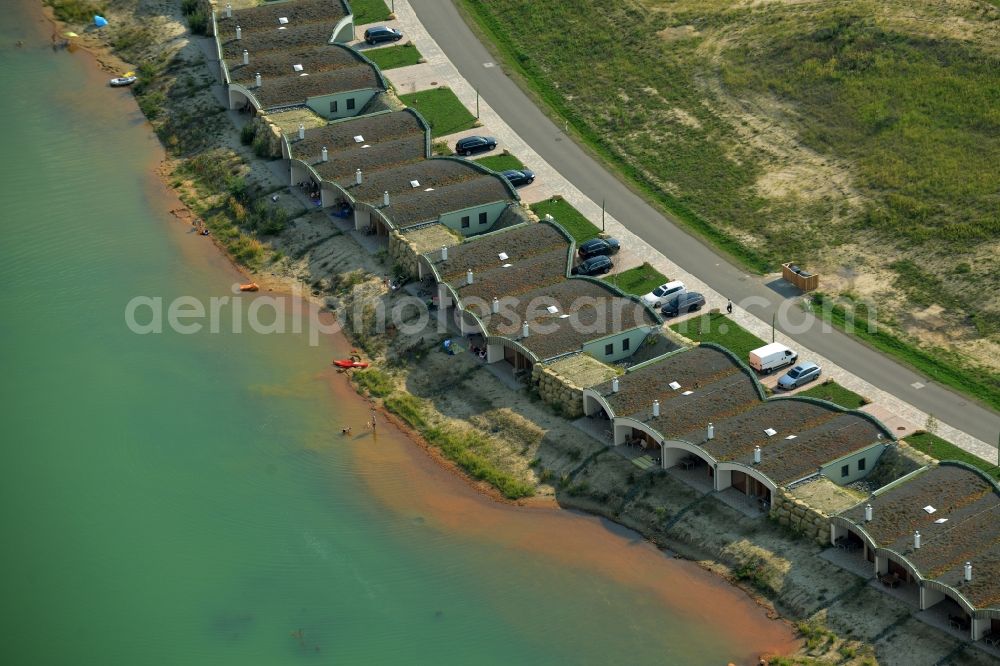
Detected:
left=93, top=15, right=108, bottom=28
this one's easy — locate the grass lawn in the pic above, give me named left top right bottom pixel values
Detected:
left=530, top=197, right=600, bottom=243
left=905, top=432, right=1000, bottom=481
left=606, top=262, right=667, bottom=297
left=474, top=153, right=523, bottom=172
left=796, top=379, right=868, bottom=409
left=398, top=87, right=477, bottom=138
left=350, top=0, right=391, bottom=25
left=671, top=312, right=766, bottom=360
left=361, top=43, right=422, bottom=70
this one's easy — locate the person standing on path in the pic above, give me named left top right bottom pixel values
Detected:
left=726, top=299, right=733, bottom=315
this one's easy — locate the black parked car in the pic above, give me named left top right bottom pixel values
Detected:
left=571, top=255, right=613, bottom=276
left=501, top=169, right=535, bottom=187
left=364, top=26, right=403, bottom=45
left=660, top=291, right=706, bottom=317
left=577, top=238, right=620, bottom=259
left=455, top=135, right=497, bottom=156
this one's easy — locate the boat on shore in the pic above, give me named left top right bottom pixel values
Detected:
left=239, top=282, right=259, bottom=292
left=333, top=359, right=369, bottom=369
left=109, top=75, right=137, bottom=87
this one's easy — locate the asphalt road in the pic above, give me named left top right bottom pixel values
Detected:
left=409, top=0, right=1000, bottom=447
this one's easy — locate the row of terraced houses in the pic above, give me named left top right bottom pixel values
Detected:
left=208, top=0, right=999, bottom=647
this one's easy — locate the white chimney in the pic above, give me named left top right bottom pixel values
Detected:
left=225, top=3, right=232, bottom=18
left=707, top=422, right=714, bottom=440
left=236, top=25, right=242, bottom=40
left=355, top=169, right=362, bottom=185
left=466, top=269, right=473, bottom=285
left=242, top=49, right=248, bottom=65
left=383, top=190, right=390, bottom=207
left=298, top=124, right=304, bottom=140
left=440, top=245, right=448, bottom=261
left=964, top=562, right=972, bottom=582
left=864, top=504, right=873, bottom=522
left=753, top=446, right=761, bottom=464
left=612, top=377, right=619, bottom=393
left=914, top=531, right=921, bottom=549
left=521, top=321, right=529, bottom=338
left=652, top=400, right=660, bottom=418
left=321, top=146, right=328, bottom=162
left=491, top=297, right=499, bottom=314
left=255, top=72, right=261, bottom=88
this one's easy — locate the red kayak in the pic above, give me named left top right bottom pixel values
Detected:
left=333, top=359, right=369, bottom=369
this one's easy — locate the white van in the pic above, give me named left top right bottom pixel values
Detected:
left=748, top=343, right=798, bottom=374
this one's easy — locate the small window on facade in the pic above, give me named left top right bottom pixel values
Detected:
left=330, top=100, right=338, bottom=113
left=479, top=211, right=487, bottom=225
left=840, top=464, right=849, bottom=478
left=605, top=343, right=613, bottom=356
left=622, top=338, right=630, bottom=351
left=461, top=216, right=470, bottom=229
left=346, top=98, right=356, bottom=110
left=858, top=457, right=866, bottom=472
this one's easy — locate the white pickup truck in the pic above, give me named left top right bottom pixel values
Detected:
left=748, top=343, right=798, bottom=374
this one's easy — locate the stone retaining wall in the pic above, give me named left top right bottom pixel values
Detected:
left=388, top=231, right=420, bottom=279
left=252, top=116, right=284, bottom=159
left=532, top=363, right=585, bottom=419
left=770, top=487, right=830, bottom=545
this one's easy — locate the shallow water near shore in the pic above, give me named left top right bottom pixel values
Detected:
left=0, top=3, right=795, bottom=664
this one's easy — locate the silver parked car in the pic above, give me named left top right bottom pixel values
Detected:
left=777, top=361, right=821, bottom=390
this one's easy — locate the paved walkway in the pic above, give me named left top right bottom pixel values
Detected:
left=377, top=0, right=997, bottom=463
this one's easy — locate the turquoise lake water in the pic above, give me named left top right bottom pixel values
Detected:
left=0, top=4, right=794, bottom=664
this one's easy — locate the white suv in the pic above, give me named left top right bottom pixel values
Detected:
left=641, top=280, right=686, bottom=308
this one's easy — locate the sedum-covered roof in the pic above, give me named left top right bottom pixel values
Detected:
left=840, top=463, right=1000, bottom=610
left=674, top=399, right=884, bottom=485
left=291, top=111, right=425, bottom=158
left=226, top=44, right=362, bottom=83
left=217, top=0, right=347, bottom=35
left=594, top=346, right=748, bottom=418
left=382, top=177, right=512, bottom=230
left=234, top=65, right=382, bottom=109
left=220, top=23, right=335, bottom=61
left=346, top=159, right=484, bottom=202
left=310, top=135, right=427, bottom=181
left=430, top=222, right=570, bottom=280
left=477, top=279, right=659, bottom=361
left=639, top=373, right=762, bottom=440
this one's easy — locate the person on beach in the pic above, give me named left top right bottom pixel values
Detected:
left=726, top=299, right=733, bottom=314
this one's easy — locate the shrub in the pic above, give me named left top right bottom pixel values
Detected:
left=240, top=124, right=257, bottom=146
left=187, top=11, right=208, bottom=36
left=252, top=134, right=271, bottom=158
